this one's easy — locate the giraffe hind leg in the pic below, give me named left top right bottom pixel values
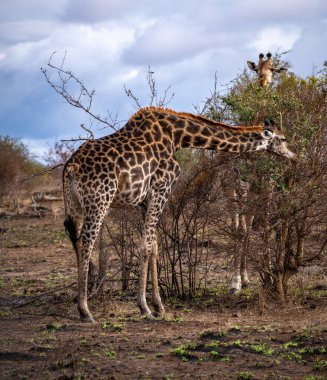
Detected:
left=137, top=184, right=173, bottom=318
left=137, top=235, right=153, bottom=317
left=240, top=251, right=249, bottom=289
left=151, top=235, right=165, bottom=317
left=76, top=203, right=111, bottom=323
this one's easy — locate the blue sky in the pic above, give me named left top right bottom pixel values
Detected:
left=0, top=0, right=326, bottom=161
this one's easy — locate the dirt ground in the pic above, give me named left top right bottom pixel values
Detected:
left=0, top=213, right=326, bottom=380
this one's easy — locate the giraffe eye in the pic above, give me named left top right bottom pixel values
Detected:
left=281, top=137, right=286, bottom=142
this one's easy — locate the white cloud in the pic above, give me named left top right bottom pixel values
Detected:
left=0, top=22, right=135, bottom=75
left=123, top=17, right=217, bottom=65
left=119, top=69, right=140, bottom=82
left=249, top=26, right=301, bottom=53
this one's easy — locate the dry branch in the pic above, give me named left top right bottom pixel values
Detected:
left=11, top=282, right=77, bottom=309
left=17, top=163, right=64, bottom=182
left=41, top=51, right=120, bottom=131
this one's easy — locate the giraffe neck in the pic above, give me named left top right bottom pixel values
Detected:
left=142, top=108, right=267, bottom=154
left=175, top=118, right=266, bottom=153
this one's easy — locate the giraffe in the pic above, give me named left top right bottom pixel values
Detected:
left=229, top=54, right=288, bottom=294
left=227, top=170, right=254, bottom=294
left=63, top=106, right=296, bottom=323
left=247, top=52, right=287, bottom=87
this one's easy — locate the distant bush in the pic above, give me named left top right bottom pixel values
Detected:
left=0, top=135, right=45, bottom=203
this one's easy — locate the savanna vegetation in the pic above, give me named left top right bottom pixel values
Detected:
left=1, top=54, right=327, bottom=303
left=82, top=54, right=327, bottom=305
left=0, top=53, right=326, bottom=379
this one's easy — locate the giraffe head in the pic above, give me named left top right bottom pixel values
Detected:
left=259, top=120, right=296, bottom=161
left=247, top=53, right=287, bottom=87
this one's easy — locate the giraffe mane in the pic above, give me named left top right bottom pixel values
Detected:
left=133, top=106, right=264, bottom=133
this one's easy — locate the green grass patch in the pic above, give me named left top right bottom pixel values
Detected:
left=0, top=308, right=11, bottom=317
left=237, top=371, right=254, bottom=380
left=206, top=341, right=219, bottom=349
left=283, top=341, right=299, bottom=349
left=129, top=351, right=146, bottom=359
left=101, top=321, right=125, bottom=332
left=104, top=349, right=117, bottom=359
left=171, top=343, right=198, bottom=361
left=0, top=278, right=6, bottom=288
left=287, top=351, right=303, bottom=362
left=209, top=350, right=229, bottom=362
left=199, top=330, right=226, bottom=339
left=313, top=358, right=327, bottom=371
left=232, top=339, right=245, bottom=348
left=249, top=343, right=274, bottom=356
left=44, top=322, right=62, bottom=333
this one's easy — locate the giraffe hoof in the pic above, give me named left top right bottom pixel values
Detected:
left=80, top=315, right=96, bottom=323
left=138, top=305, right=153, bottom=318
left=140, top=313, right=155, bottom=320
left=151, top=312, right=163, bottom=319
left=151, top=308, right=165, bottom=319
left=229, top=288, right=240, bottom=295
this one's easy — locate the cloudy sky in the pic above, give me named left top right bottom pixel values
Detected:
left=0, top=0, right=326, bottom=161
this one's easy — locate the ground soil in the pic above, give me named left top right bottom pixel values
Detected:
left=0, top=213, right=326, bottom=380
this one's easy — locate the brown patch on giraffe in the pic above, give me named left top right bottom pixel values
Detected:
left=65, top=162, right=80, bottom=175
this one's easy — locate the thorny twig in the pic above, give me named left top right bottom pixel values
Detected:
left=124, top=66, right=174, bottom=110
left=80, top=123, right=94, bottom=140
left=18, top=312, right=78, bottom=322
left=11, top=282, right=77, bottom=309
left=41, top=51, right=120, bottom=131
left=88, top=276, right=106, bottom=300
left=124, top=85, right=142, bottom=109
left=17, top=163, right=64, bottom=182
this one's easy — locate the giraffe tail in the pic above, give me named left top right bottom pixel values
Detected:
left=64, top=215, right=78, bottom=251
left=63, top=162, right=81, bottom=252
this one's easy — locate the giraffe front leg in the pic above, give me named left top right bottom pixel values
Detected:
left=230, top=274, right=242, bottom=295
left=137, top=235, right=153, bottom=317
left=137, top=172, right=178, bottom=318
left=87, top=258, right=98, bottom=295
left=240, top=250, right=249, bottom=289
left=151, top=234, right=165, bottom=317
left=76, top=247, right=96, bottom=323
left=230, top=244, right=248, bottom=294
left=230, top=246, right=242, bottom=295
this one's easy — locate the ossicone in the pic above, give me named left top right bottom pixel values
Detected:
left=264, top=118, right=275, bottom=128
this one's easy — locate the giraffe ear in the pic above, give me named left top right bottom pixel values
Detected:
left=263, top=129, right=273, bottom=139
left=264, top=119, right=275, bottom=127
left=247, top=61, right=257, bottom=71
left=274, top=67, right=287, bottom=73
